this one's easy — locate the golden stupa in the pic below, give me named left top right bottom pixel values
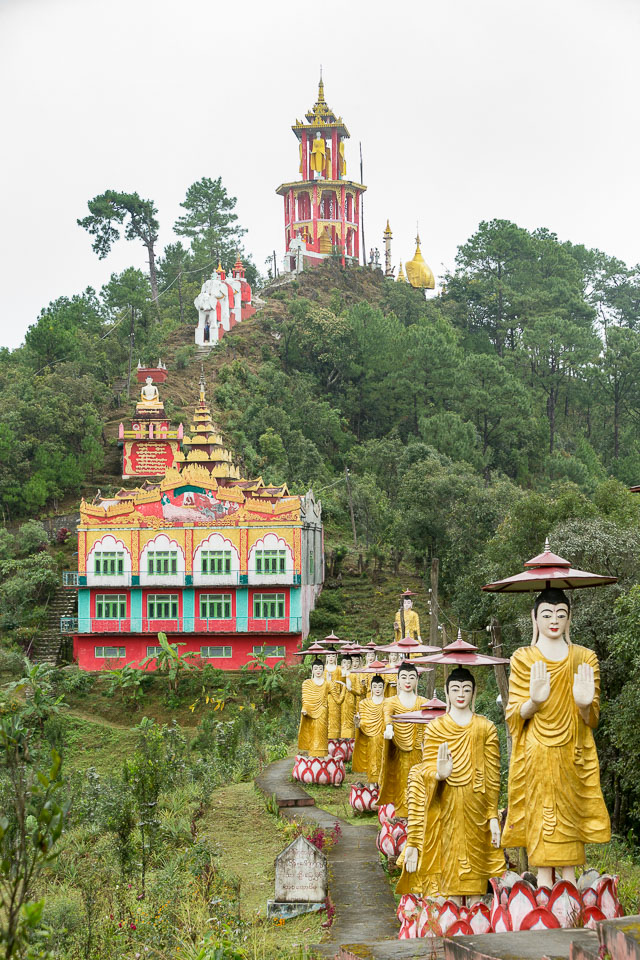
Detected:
left=396, top=260, right=407, bottom=283
left=405, top=233, right=435, bottom=290
left=173, top=373, right=241, bottom=481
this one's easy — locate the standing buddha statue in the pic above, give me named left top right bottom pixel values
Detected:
left=324, top=648, right=344, bottom=742
left=352, top=674, right=386, bottom=789
left=298, top=658, right=331, bottom=758
left=394, top=589, right=421, bottom=643
left=339, top=653, right=357, bottom=740
left=310, top=131, right=326, bottom=176
left=378, top=662, right=427, bottom=817
left=397, top=667, right=504, bottom=901
left=503, top=587, right=610, bottom=887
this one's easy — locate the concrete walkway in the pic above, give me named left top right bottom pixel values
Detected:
left=256, top=758, right=444, bottom=959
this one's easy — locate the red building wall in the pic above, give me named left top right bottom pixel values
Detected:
left=73, top=633, right=302, bottom=672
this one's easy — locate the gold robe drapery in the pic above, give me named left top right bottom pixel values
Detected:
left=394, top=609, right=421, bottom=643
left=377, top=694, right=427, bottom=817
left=325, top=667, right=344, bottom=739
left=503, top=644, right=610, bottom=866
left=310, top=137, right=326, bottom=174
left=341, top=673, right=362, bottom=738
left=352, top=697, right=385, bottom=780
left=297, top=678, right=329, bottom=757
left=397, top=713, right=504, bottom=897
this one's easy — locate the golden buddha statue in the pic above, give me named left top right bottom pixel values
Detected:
left=394, top=590, right=421, bottom=643
left=503, top=588, right=610, bottom=888
left=397, top=667, right=504, bottom=902
left=137, top=376, right=163, bottom=411
left=384, top=651, right=401, bottom=696
left=340, top=653, right=358, bottom=739
left=378, top=662, right=427, bottom=817
left=298, top=658, right=331, bottom=757
left=324, top=649, right=344, bottom=740
left=352, top=674, right=386, bottom=788
left=310, top=132, right=326, bottom=176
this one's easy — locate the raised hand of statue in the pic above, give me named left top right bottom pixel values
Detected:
left=489, top=817, right=501, bottom=848
left=573, top=662, right=595, bottom=709
left=354, top=713, right=361, bottom=729
left=403, top=845, right=419, bottom=873
left=383, top=722, right=394, bottom=740
left=529, top=659, right=551, bottom=706
left=301, top=709, right=308, bottom=716
left=436, top=742, right=453, bottom=781
left=346, top=677, right=352, bottom=692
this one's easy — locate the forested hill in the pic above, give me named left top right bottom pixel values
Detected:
left=5, top=218, right=640, bottom=825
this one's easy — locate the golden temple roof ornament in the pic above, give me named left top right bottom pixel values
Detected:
left=397, top=260, right=407, bottom=283
left=405, top=231, right=435, bottom=290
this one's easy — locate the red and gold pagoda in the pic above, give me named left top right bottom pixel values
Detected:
left=276, top=75, right=366, bottom=271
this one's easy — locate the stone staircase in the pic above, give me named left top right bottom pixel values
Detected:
left=32, top=585, right=77, bottom=665
left=196, top=345, right=214, bottom=358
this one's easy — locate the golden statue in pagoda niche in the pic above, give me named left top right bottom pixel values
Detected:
left=503, top=588, right=610, bottom=888
left=310, top=131, right=326, bottom=176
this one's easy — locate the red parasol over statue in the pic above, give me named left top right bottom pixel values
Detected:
left=417, top=630, right=510, bottom=666
left=482, top=538, right=617, bottom=593
left=391, top=696, right=447, bottom=724
left=317, top=630, right=347, bottom=646
left=292, top=642, right=332, bottom=657
left=376, top=636, right=440, bottom=656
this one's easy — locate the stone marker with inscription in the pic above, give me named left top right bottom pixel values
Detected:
left=267, top=835, right=327, bottom=920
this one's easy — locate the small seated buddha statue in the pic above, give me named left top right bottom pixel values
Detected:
left=136, top=376, right=164, bottom=412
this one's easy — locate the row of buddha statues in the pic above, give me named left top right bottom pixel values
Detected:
left=297, top=586, right=610, bottom=905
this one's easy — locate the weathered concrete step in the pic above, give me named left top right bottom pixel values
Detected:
left=599, top=916, right=640, bottom=960
left=255, top=757, right=315, bottom=808
left=443, top=929, right=599, bottom=960
left=322, top=940, right=445, bottom=959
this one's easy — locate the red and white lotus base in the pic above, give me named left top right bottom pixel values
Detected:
left=349, top=783, right=379, bottom=812
left=376, top=804, right=407, bottom=858
left=328, top=739, right=354, bottom=762
left=397, top=871, right=622, bottom=939
left=291, top=754, right=345, bottom=786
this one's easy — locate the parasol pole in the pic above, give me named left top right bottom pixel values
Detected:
left=489, top=618, right=511, bottom=761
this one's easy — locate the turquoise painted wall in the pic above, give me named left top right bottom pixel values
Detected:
left=78, top=590, right=90, bottom=632
left=289, top=587, right=301, bottom=631
left=236, top=588, right=248, bottom=631
left=131, top=589, right=142, bottom=631
left=183, top=589, right=194, bottom=631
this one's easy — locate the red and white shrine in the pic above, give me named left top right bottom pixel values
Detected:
left=118, top=362, right=182, bottom=479
left=194, top=258, right=256, bottom=347
left=276, top=76, right=366, bottom=272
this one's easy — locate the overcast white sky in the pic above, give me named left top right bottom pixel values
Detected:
left=1, top=0, right=638, bottom=350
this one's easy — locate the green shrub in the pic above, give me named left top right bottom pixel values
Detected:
left=0, top=645, right=28, bottom=676
left=176, top=345, right=197, bottom=369
left=41, top=890, right=85, bottom=953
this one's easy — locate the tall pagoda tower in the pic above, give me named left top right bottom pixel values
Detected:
left=276, top=75, right=366, bottom=272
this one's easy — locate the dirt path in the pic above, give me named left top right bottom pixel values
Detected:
left=256, top=758, right=445, bottom=960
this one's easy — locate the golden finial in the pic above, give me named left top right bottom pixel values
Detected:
left=199, top=366, right=206, bottom=403
left=397, top=260, right=407, bottom=283
left=318, top=66, right=325, bottom=103
left=216, top=261, right=223, bottom=274
left=384, top=219, right=392, bottom=237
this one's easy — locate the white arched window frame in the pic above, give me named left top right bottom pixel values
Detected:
left=87, top=534, right=132, bottom=587
left=193, top=532, right=240, bottom=586
left=140, top=534, right=185, bottom=587
left=248, top=533, right=294, bottom=586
